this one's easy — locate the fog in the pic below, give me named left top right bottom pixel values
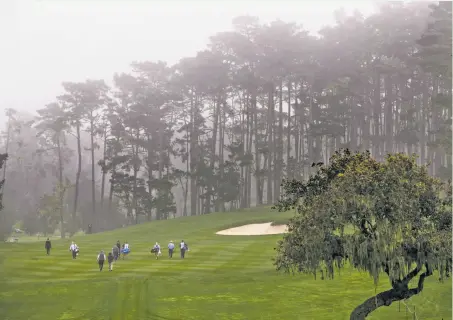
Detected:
left=0, top=0, right=376, bottom=118
left=1, top=2, right=451, bottom=318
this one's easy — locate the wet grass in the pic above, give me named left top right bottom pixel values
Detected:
left=0, top=207, right=451, bottom=320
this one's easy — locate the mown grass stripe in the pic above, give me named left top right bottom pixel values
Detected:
left=1, top=208, right=451, bottom=320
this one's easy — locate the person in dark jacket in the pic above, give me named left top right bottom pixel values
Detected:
left=107, top=252, right=114, bottom=271
left=116, top=240, right=121, bottom=252
left=45, top=238, right=51, bottom=255
left=112, top=245, right=119, bottom=261
left=97, top=250, right=106, bottom=271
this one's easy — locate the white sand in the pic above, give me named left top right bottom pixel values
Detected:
left=216, top=222, right=288, bottom=236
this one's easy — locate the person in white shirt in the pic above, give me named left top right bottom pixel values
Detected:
left=69, top=242, right=79, bottom=259
left=151, top=242, right=161, bottom=260
left=122, top=241, right=130, bottom=259
left=180, top=240, right=187, bottom=259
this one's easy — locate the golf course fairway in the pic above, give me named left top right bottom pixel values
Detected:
left=0, top=207, right=451, bottom=320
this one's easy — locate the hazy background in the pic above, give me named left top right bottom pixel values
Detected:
left=0, top=0, right=377, bottom=119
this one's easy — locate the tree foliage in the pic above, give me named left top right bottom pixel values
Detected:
left=274, top=149, right=452, bottom=319
left=0, top=2, right=451, bottom=233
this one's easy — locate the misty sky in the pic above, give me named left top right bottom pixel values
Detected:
left=0, top=0, right=377, bottom=117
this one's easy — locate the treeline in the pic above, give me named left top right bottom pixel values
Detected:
left=1, top=2, right=451, bottom=236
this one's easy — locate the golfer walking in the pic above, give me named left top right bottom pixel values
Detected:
left=97, top=250, right=106, bottom=271
left=168, top=241, right=175, bottom=258
left=69, top=242, right=79, bottom=259
left=107, top=252, right=114, bottom=271
left=45, top=238, right=52, bottom=255
left=180, top=240, right=187, bottom=259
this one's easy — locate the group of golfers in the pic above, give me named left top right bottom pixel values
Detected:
left=44, top=238, right=190, bottom=272
left=151, top=240, right=189, bottom=260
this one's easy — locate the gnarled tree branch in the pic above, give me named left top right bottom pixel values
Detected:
left=401, top=263, right=422, bottom=284
left=350, top=266, right=432, bottom=320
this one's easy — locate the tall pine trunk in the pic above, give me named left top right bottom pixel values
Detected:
left=157, top=125, right=165, bottom=219
left=205, top=97, right=219, bottom=214
left=286, top=82, right=292, bottom=178
left=56, top=134, right=65, bottom=239
left=246, top=95, right=253, bottom=208
left=108, top=132, right=120, bottom=211
left=146, top=134, right=153, bottom=221
left=72, top=121, right=82, bottom=234
left=189, top=90, right=198, bottom=215
left=266, top=83, right=274, bottom=204
left=372, top=72, right=381, bottom=160
left=252, top=90, right=262, bottom=206
left=100, top=125, right=107, bottom=210
left=89, top=115, right=97, bottom=230
left=218, top=99, right=226, bottom=212
left=384, top=76, right=394, bottom=155
left=132, top=130, right=140, bottom=224
left=274, top=81, right=283, bottom=202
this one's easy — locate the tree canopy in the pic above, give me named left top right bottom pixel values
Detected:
left=274, top=149, right=452, bottom=319
left=0, top=2, right=451, bottom=235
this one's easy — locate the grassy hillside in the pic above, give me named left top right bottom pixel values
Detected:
left=0, top=207, right=451, bottom=320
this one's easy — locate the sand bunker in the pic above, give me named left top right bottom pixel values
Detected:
left=216, top=222, right=288, bottom=236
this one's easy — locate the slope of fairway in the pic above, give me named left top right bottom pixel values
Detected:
left=0, top=207, right=451, bottom=320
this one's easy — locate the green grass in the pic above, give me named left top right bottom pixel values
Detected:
left=0, top=207, right=451, bottom=320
